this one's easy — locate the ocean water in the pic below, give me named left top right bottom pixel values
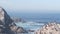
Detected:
left=16, top=22, right=44, bottom=30
left=16, top=22, right=44, bottom=34
left=13, top=13, right=60, bottom=34
left=11, top=13, right=60, bottom=23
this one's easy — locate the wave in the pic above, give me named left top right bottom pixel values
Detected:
left=16, top=21, right=44, bottom=30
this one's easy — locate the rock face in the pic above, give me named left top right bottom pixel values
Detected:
left=0, top=7, right=27, bottom=34
left=10, top=23, right=27, bottom=33
left=35, top=23, right=60, bottom=34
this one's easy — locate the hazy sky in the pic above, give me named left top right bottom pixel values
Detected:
left=0, top=0, right=60, bottom=13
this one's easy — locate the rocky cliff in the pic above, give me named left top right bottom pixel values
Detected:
left=35, top=22, right=60, bottom=34
left=0, top=7, right=27, bottom=34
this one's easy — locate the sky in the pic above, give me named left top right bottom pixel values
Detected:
left=0, top=0, right=60, bottom=14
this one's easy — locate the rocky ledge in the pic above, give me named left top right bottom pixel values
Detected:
left=0, top=7, right=27, bottom=34
left=35, top=22, right=60, bottom=34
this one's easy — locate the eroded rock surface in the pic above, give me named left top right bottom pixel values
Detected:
left=35, top=23, right=60, bottom=34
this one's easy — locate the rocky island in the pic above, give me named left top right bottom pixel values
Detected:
left=0, top=7, right=27, bottom=34
left=11, top=17, right=26, bottom=23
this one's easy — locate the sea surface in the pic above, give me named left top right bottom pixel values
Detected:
left=12, top=13, right=60, bottom=23
left=13, top=13, right=60, bottom=34
left=16, top=22, right=44, bottom=34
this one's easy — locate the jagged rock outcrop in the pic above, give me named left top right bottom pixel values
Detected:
left=35, top=23, right=60, bottom=34
left=0, top=7, right=27, bottom=34
left=10, top=23, right=27, bottom=33
left=11, top=17, right=26, bottom=23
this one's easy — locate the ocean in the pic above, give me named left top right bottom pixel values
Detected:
left=18, top=13, right=60, bottom=23
left=7, top=13, right=60, bottom=34
left=15, top=22, right=44, bottom=34
left=10, top=13, right=60, bottom=34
